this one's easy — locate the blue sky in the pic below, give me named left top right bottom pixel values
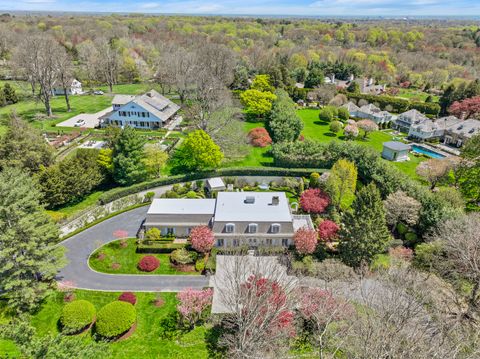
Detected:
left=1, top=0, right=479, bottom=16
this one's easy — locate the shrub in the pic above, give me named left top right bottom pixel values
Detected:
left=144, top=191, right=155, bottom=202
left=300, top=188, right=330, bottom=214
left=190, top=226, right=215, bottom=254
left=96, top=301, right=136, bottom=339
left=145, top=228, right=161, bottom=241
left=318, top=220, right=339, bottom=241
left=329, top=120, right=342, bottom=133
left=389, top=246, right=413, bottom=261
left=170, top=248, right=197, bottom=265
left=138, top=255, right=160, bottom=272
left=337, top=107, right=350, bottom=121
left=293, top=227, right=318, bottom=254
left=60, top=300, right=96, bottom=334
left=248, top=127, right=272, bottom=147
left=195, top=259, right=205, bottom=272
left=318, top=107, right=334, bottom=122
left=118, top=292, right=137, bottom=305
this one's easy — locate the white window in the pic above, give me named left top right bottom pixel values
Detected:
left=249, top=238, right=257, bottom=246
left=271, top=223, right=281, bottom=234
left=225, top=223, right=235, bottom=233
left=247, top=223, right=258, bottom=233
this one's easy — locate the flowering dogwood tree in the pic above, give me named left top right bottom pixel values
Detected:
left=318, top=220, right=340, bottom=242
left=176, top=288, right=213, bottom=329
left=449, top=96, right=480, bottom=119
left=300, top=188, right=330, bottom=214
left=344, top=124, right=359, bottom=139
left=294, top=227, right=318, bottom=254
left=190, top=226, right=215, bottom=254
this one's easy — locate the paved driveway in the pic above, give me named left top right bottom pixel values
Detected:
left=58, top=206, right=209, bottom=291
left=56, top=107, right=112, bottom=128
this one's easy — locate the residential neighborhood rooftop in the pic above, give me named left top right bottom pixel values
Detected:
left=383, top=141, right=411, bottom=151
left=147, top=198, right=216, bottom=215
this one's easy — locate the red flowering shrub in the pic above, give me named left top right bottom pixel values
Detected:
left=299, top=189, right=330, bottom=214
left=138, top=255, right=160, bottom=272
left=449, top=96, right=480, bottom=119
left=248, top=127, right=272, bottom=147
left=293, top=227, right=318, bottom=254
left=118, top=292, right=137, bottom=305
left=190, top=226, right=215, bottom=254
left=389, top=246, right=414, bottom=261
left=318, top=220, right=340, bottom=242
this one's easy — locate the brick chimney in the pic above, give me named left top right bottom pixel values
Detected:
left=271, top=196, right=279, bottom=206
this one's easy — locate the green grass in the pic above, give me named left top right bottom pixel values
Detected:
left=370, top=253, right=391, bottom=271
left=46, top=190, right=105, bottom=220
left=29, top=290, right=210, bottom=359
left=396, top=88, right=439, bottom=102
left=89, top=238, right=199, bottom=275
left=298, top=108, right=424, bottom=179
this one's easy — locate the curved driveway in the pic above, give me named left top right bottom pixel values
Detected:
left=58, top=206, right=209, bottom=292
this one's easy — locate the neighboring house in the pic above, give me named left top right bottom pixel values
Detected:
left=381, top=141, right=411, bottom=162
left=408, top=116, right=462, bottom=141
left=206, top=177, right=226, bottom=192
left=53, top=79, right=83, bottom=96
left=101, top=89, right=180, bottom=130
left=394, top=109, right=429, bottom=133
left=443, top=119, right=480, bottom=148
left=144, top=192, right=314, bottom=248
left=344, top=102, right=395, bottom=125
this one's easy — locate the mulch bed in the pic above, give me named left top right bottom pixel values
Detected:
left=171, top=264, right=195, bottom=272
left=111, top=263, right=121, bottom=270
left=153, top=298, right=165, bottom=307
left=116, top=321, right=137, bottom=341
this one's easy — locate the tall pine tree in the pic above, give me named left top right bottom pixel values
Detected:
left=112, top=126, right=147, bottom=185
left=0, top=168, right=64, bottom=313
left=338, top=182, right=391, bottom=267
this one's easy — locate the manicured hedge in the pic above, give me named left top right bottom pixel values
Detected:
left=96, top=301, right=136, bottom=339
left=136, top=242, right=188, bottom=254
left=60, top=300, right=96, bottom=334
left=98, top=167, right=325, bottom=205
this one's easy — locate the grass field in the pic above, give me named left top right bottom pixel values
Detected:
left=396, top=88, right=439, bottom=102
left=26, top=290, right=210, bottom=359
left=89, top=238, right=199, bottom=275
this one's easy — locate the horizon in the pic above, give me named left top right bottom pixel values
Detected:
left=1, top=0, right=480, bottom=17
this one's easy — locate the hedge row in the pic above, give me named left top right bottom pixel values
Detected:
left=98, top=167, right=326, bottom=205
left=346, top=93, right=440, bottom=116
left=136, top=242, right=190, bottom=254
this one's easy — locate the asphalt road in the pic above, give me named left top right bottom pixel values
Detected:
left=57, top=206, right=209, bottom=292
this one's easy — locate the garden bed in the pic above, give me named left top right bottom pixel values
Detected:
left=89, top=238, right=199, bottom=275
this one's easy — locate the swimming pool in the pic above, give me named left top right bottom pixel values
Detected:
left=411, top=145, right=446, bottom=159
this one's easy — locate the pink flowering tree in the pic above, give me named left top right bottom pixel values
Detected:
left=356, top=119, right=379, bottom=139
left=300, top=188, right=330, bottom=214
left=190, top=226, right=215, bottom=254
left=294, top=227, right=318, bottom=254
left=344, top=124, right=359, bottom=139
left=449, top=96, right=480, bottom=119
left=176, top=288, right=213, bottom=329
left=318, top=220, right=340, bottom=242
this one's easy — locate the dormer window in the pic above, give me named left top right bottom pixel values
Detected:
left=247, top=223, right=258, bottom=233
left=271, top=223, right=281, bottom=234
left=225, top=223, right=235, bottom=233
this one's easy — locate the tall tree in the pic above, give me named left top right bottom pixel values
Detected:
left=326, top=159, right=358, bottom=211
left=268, top=89, right=303, bottom=142
left=55, top=48, right=74, bottom=112
left=143, top=144, right=168, bottom=179
left=0, top=168, right=64, bottom=313
left=0, top=113, right=53, bottom=172
left=338, top=183, right=391, bottom=267
left=459, top=133, right=480, bottom=207
left=113, top=127, right=147, bottom=185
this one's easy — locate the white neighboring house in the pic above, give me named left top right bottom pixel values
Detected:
left=53, top=79, right=83, bottom=96
left=393, top=109, right=428, bottom=133
left=443, top=119, right=480, bottom=147
left=343, top=102, right=395, bottom=125
left=100, top=89, right=180, bottom=130
left=408, top=116, right=462, bottom=141
left=144, top=191, right=314, bottom=248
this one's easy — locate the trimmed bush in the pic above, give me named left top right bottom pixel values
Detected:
left=138, top=255, right=160, bottom=272
left=170, top=248, right=197, bottom=265
left=119, top=292, right=137, bottom=305
left=195, top=259, right=205, bottom=272
left=248, top=127, right=272, bottom=147
left=60, top=300, right=96, bottom=334
left=96, top=301, right=136, bottom=339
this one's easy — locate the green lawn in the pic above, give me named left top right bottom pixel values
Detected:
left=28, top=290, right=210, bottom=359
left=396, top=88, right=439, bottom=102
left=46, top=190, right=106, bottom=221
left=298, top=108, right=424, bottom=179
left=89, top=238, right=199, bottom=275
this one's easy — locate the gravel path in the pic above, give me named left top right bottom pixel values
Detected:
left=58, top=206, right=209, bottom=292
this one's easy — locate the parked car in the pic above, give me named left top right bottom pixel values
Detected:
left=74, top=119, right=86, bottom=127
left=93, top=90, right=104, bottom=95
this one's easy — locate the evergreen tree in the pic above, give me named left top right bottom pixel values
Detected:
left=268, top=89, right=303, bottom=143
left=439, top=84, right=456, bottom=115
left=3, top=83, right=18, bottom=104
left=0, top=113, right=53, bottom=172
left=338, top=182, right=391, bottom=267
left=112, top=127, right=147, bottom=185
left=0, top=168, right=64, bottom=313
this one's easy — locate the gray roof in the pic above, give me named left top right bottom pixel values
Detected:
left=214, top=192, right=292, bottom=222
left=343, top=102, right=360, bottom=112
left=359, top=103, right=381, bottom=114
left=112, top=90, right=180, bottom=122
left=207, top=177, right=226, bottom=190
left=447, top=119, right=480, bottom=138
left=383, top=141, right=411, bottom=151
left=398, top=109, right=428, bottom=124
left=412, top=116, right=461, bottom=132
left=147, top=199, right=216, bottom=215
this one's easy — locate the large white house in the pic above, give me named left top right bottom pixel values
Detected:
left=408, top=116, right=462, bottom=141
left=343, top=102, right=395, bottom=125
left=144, top=192, right=314, bottom=248
left=53, top=79, right=83, bottom=96
left=101, top=89, right=180, bottom=129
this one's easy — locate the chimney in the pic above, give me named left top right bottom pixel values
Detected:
left=271, top=196, right=279, bottom=206
left=146, top=91, right=153, bottom=97
left=331, top=74, right=335, bottom=84
left=244, top=196, right=255, bottom=204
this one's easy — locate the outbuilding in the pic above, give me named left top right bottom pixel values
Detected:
left=206, top=177, right=226, bottom=192
left=382, top=141, right=410, bottom=162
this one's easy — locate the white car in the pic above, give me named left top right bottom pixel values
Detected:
left=93, top=90, right=104, bottom=95
left=74, top=119, right=86, bottom=127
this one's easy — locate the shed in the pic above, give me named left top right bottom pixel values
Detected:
left=206, top=177, right=226, bottom=192
left=382, top=141, right=410, bottom=162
